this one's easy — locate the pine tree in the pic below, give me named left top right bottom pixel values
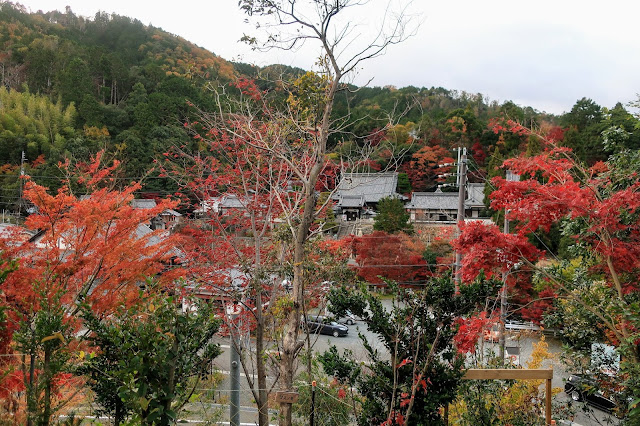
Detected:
left=373, top=196, right=413, bottom=234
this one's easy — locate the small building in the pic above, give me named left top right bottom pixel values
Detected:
left=406, top=189, right=459, bottom=223
left=406, top=183, right=488, bottom=224
left=465, top=183, right=487, bottom=220
left=194, top=195, right=247, bottom=216
left=332, top=172, right=405, bottom=221
left=131, top=198, right=182, bottom=230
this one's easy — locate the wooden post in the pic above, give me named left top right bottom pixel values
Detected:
left=546, top=377, right=552, bottom=425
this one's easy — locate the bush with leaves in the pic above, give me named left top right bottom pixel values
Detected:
left=11, top=281, right=78, bottom=426
left=292, top=352, right=355, bottom=426
left=451, top=335, right=563, bottom=425
left=323, top=276, right=501, bottom=425
left=78, top=283, right=221, bottom=425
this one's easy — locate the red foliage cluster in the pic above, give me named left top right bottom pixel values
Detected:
left=233, top=77, right=263, bottom=101
left=454, top=311, right=496, bottom=354
left=403, top=145, right=454, bottom=192
left=471, top=142, right=487, bottom=166
left=315, top=161, right=340, bottom=192
left=489, top=118, right=530, bottom=137
left=381, top=411, right=406, bottom=426
left=492, top=149, right=640, bottom=287
left=451, top=221, right=541, bottom=282
left=520, top=287, right=557, bottom=324
left=2, top=182, right=179, bottom=316
left=457, top=125, right=640, bottom=326
left=0, top=154, right=182, bottom=401
left=352, top=231, right=428, bottom=286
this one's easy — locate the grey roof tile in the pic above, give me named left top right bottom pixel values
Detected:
left=406, top=183, right=486, bottom=210
left=406, top=192, right=458, bottom=210
left=339, top=194, right=365, bottom=208
left=131, top=199, right=158, bottom=209
left=333, top=172, right=399, bottom=203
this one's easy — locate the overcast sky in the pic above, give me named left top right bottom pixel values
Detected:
left=19, top=0, right=640, bottom=115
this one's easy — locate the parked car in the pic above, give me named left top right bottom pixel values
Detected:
left=564, top=374, right=617, bottom=413
left=302, top=315, right=348, bottom=337
left=336, top=311, right=358, bottom=326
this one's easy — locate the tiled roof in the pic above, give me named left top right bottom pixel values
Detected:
left=131, top=199, right=158, bottom=209
left=406, top=184, right=486, bottom=210
left=161, top=209, right=182, bottom=217
left=339, top=194, right=365, bottom=208
left=195, top=194, right=251, bottom=214
left=466, top=183, right=485, bottom=208
left=406, top=192, right=458, bottom=210
left=333, top=172, right=399, bottom=203
left=136, top=223, right=164, bottom=247
left=219, top=194, right=246, bottom=209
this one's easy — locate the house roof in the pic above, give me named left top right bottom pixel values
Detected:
left=136, top=223, right=164, bottom=247
left=466, top=183, right=485, bottom=208
left=406, top=184, right=487, bottom=210
left=339, top=194, right=365, bottom=208
left=131, top=199, right=158, bottom=209
left=160, top=209, right=182, bottom=217
left=333, top=172, right=400, bottom=204
left=82, top=196, right=160, bottom=211
left=195, top=194, right=249, bottom=214
left=219, top=194, right=246, bottom=209
left=406, top=191, right=459, bottom=210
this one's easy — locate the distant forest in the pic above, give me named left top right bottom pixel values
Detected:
left=1, top=1, right=639, bottom=214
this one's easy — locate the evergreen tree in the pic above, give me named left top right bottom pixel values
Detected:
left=373, top=196, right=413, bottom=234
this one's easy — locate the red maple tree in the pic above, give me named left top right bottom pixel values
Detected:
left=0, top=152, right=180, bottom=412
left=402, top=145, right=454, bottom=192
left=352, top=231, right=428, bottom=286
left=457, top=120, right=640, bottom=345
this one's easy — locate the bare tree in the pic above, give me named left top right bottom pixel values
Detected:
left=234, top=1, right=416, bottom=424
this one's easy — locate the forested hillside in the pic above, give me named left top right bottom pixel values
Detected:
left=1, top=1, right=638, bottom=214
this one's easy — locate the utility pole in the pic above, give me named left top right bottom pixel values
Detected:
left=454, top=147, right=467, bottom=291
left=18, top=151, right=25, bottom=217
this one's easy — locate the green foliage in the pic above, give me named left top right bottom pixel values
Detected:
left=560, top=97, right=608, bottom=163
left=373, top=196, right=413, bottom=234
left=78, top=283, right=222, bottom=425
left=0, top=86, right=75, bottom=163
left=292, top=353, right=354, bottom=426
left=397, top=173, right=411, bottom=194
left=58, top=58, right=92, bottom=107
left=13, top=284, right=74, bottom=426
left=323, top=276, right=501, bottom=425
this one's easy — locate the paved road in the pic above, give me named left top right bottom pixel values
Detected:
left=209, top=299, right=621, bottom=425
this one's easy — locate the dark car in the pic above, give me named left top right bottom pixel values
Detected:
left=302, top=315, right=348, bottom=337
left=564, top=374, right=617, bottom=413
